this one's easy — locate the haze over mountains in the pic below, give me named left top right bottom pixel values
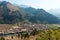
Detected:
left=48, top=9, right=60, bottom=19
left=0, top=1, right=59, bottom=24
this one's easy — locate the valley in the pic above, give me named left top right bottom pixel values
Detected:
left=0, top=1, right=60, bottom=40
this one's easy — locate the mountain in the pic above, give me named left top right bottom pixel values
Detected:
left=48, top=9, right=60, bottom=19
left=0, top=1, right=59, bottom=24
left=20, top=7, right=60, bottom=24
left=0, top=1, right=33, bottom=24
left=19, top=5, right=30, bottom=8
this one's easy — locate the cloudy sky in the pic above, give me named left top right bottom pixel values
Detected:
left=0, top=0, right=60, bottom=11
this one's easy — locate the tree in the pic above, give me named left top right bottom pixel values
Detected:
left=17, top=33, right=20, bottom=38
left=20, top=31, right=29, bottom=39
left=30, top=29, right=38, bottom=36
left=11, top=36, right=13, bottom=39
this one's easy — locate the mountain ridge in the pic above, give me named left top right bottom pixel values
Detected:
left=0, top=1, right=59, bottom=24
left=48, top=9, right=60, bottom=19
left=20, top=7, right=60, bottom=24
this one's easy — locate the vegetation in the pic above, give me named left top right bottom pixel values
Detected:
left=0, top=26, right=60, bottom=40
left=36, top=28, right=60, bottom=40
left=20, top=31, right=29, bottom=39
left=30, top=29, right=39, bottom=36
left=0, top=37, right=5, bottom=40
left=11, top=26, right=59, bottom=40
left=15, top=28, right=60, bottom=40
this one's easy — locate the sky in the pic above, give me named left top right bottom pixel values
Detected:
left=0, top=0, right=60, bottom=11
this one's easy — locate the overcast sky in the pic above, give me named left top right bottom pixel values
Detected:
left=0, top=0, right=60, bottom=11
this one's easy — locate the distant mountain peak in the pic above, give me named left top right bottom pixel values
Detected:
left=20, top=5, right=30, bottom=8
left=0, top=1, right=20, bottom=11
